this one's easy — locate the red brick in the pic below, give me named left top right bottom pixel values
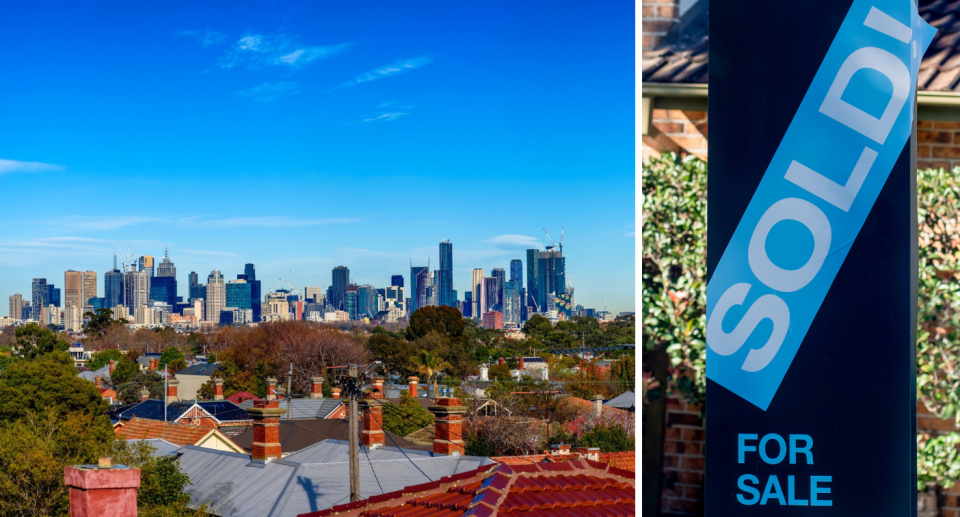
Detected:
left=919, top=145, right=932, bottom=158
left=682, top=442, right=702, bottom=455
left=918, top=160, right=951, bottom=171
left=665, top=427, right=683, bottom=440
left=918, top=130, right=952, bottom=143
left=677, top=471, right=702, bottom=484
left=666, top=398, right=684, bottom=410
left=682, top=428, right=704, bottom=441
left=669, top=135, right=708, bottom=151
left=665, top=440, right=681, bottom=454
left=942, top=493, right=959, bottom=507
left=919, top=119, right=933, bottom=129
left=683, top=485, right=701, bottom=499
left=685, top=402, right=703, bottom=413
left=681, top=457, right=705, bottom=471
left=657, top=5, right=679, bottom=18
left=651, top=109, right=669, bottom=119
left=669, top=498, right=699, bottom=513
left=642, top=35, right=657, bottom=49
left=663, top=454, right=680, bottom=468
left=940, top=509, right=959, bottom=517
left=936, top=121, right=960, bottom=129
left=932, top=146, right=960, bottom=159
left=918, top=415, right=957, bottom=432
left=644, top=20, right=676, bottom=33
left=641, top=6, right=655, bottom=16
left=655, top=122, right=685, bottom=134
left=667, top=413, right=701, bottom=427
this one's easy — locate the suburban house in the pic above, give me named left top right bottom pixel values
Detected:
left=107, top=398, right=252, bottom=429
left=114, top=416, right=245, bottom=453
left=642, top=0, right=960, bottom=514
left=174, top=362, right=220, bottom=400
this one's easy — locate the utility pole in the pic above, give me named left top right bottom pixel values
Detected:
left=347, top=365, right=360, bottom=502
left=286, top=362, right=293, bottom=421
left=164, top=365, right=168, bottom=423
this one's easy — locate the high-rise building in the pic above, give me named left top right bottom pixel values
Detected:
left=31, top=278, right=47, bottom=320
left=491, top=268, right=505, bottom=311
left=64, top=305, right=82, bottom=332
left=536, top=248, right=566, bottom=309
left=411, top=266, right=429, bottom=313
left=64, top=270, right=82, bottom=311
left=83, top=271, right=97, bottom=308
left=482, top=277, right=499, bottom=314
left=463, top=292, right=473, bottom=318
left=439, top=240, right=454, bottom=307
left=503, top=281, right=521, bottom=325
left=226, top=279, right=252, bottom=311
left=138, top=255, right=154, bottom=277
left=344, top=284, right=359, bottom=321
left=382, top=286, right=404, bottom=314
left=305, top=286, right=324, bottom=304
left=244, top=263, right=261, bottom=322
left=188, top=271, right=205, bottom=302
left=331, top=266, right=350, bottom=310
left=510, top=259, right=523, bottom=287
left=124, top=267, right=150, bottom=309
left=205, top=271, right=226, bottom=322
left=526, top=249, right=540, bottom=312
left=21, top=301, right=31, bottom=321
left=46, top=284, right=61, bottom=308
left=471, top=269, right=484, bottom=320
left=391, top=275, right=404, bottom=288
left=157, top=247, right=176, bottom=278
left=105, top=255, right=123, bottom=309
left=9, top=294, right=22, bottom=320
left=357, top=284, right=379, bottom=319
left=150, top=276, right=178, bottom=308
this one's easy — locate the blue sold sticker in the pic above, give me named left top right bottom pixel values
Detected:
left=705, top=0, right=936, bottom=410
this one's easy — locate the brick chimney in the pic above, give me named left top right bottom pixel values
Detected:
left=331, top=387, right=341, bottom=399
left=479, top=365, right=488, bottom=382
left=498, top=357, right=505, bottom=366
left=64, top=458, right=140, bottom=517
left=642, top=0, right=680, bottom=50
left=166, top=378, right=179, bottom=404
left=360, top=399, right=385, bottom=449
left=95, top=376, right=101, bottom=389
left=371, top=378, right=384, bottom=399
left=429, top=397, right=467, bottom=456
left=213, top=378, right=224, bottom=401
left=150, top=358, right=157, bottom=371
left=310, top=376, right=324, bottom=399
left=266, top=377, right=278, bottom=401
left=550, top=443, right=572, bottom=456
left=592, top=394, right=604, bottom=417
left=109, top=360, right=116, bottom=375
left=246, top=400, right=286, bottom=464
left=519, top=357, right=525, bottom=370
left=582, top=447, right=601, bottom=462
left=407, top=376, right=418, bottom=397
left=140, top=386, right=150, bottom=402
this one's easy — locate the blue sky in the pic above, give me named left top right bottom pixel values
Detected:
left=0, top=1, right=635, bottom=313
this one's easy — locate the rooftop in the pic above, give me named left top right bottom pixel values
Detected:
left=230, top=419, right=430, bottom=454
left=107, top=399, right=252, bottom=424
left=115, top=417, right=223, bottom=447
left=177, top=362, right=221, bottom=376
left=238, top=398, right=344, bottom=420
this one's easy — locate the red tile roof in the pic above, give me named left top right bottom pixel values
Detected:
left=297, top=459, right=635, bottom=517
left=114, top=417, right=216, bottom=447
left=491, top=451, right=636, bottom=473
left=226, top=391, right=261, bottom=404
left=598, top=452, right=636, bottom=473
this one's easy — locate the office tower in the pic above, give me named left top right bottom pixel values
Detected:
left=9, top=294, right=22, bottom=320
left=439, top=240, right=454, bottom=307
left=357, top=285, right=378, bottom=319
left=21, top=302, right=31, bottom=321
left=526, top=249, right=540, bottom=313
left=244, top=263, right=262, bottom=322
left=31, top=279, right=47, bottom=320
left=305, top=286, right=324, bottom=304
left=391, top=275, right=404, bottom=288
left=482, top=277, right=499, bottom=314
left=503, top=281, right=521, bottom=325
left=157, top=247, right=176, bottom=278
left=64, top=305, right=82, bottom=332
left=83, top=271, right=97, bottom=307
left=138, top=255, right=154, bottom=277
left=510, top=259, right=523, bottom=287
left=150, top=276, right=178, bottom=307
left=463, top=292, right=473, bottom=318
left=226, top=279, right=252, bottom=312
left=188, top=271, right=206, bottom=302
left=410, top=266, right=429, bottom=313
left=64, top=270, right=82, bottom=310
left=123, top=267, right=150, bottom=309
left=205, top=271, right=225, bottom=321
left=471, top=269, right=485, bottom=319
left=492, top=268, right=505, bottom=311
left=382, top=285, right=404, bottom=313
left=46, top=284, right=61, bottom=308
left=344, top=284, right=359, bottom=320
left=105, top=258, right=123, bottom=309
left=330, top=266, right=350, bottom=310
left=536, top=248, right=566, bottom=309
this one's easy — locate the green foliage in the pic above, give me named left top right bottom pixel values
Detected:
left=381, top=392, right=435, bottom=437
left=85, top=308, right=125, bottom=336
left=411, top=350, right=453, bottom=397
left=579, top=423, right=635, bottom=453
left=111, top=355, right=142, bottom=386
left=111, top=440, right=198, bottom=514
left=488, top=363, right=511, bottom=382
left=609, top=356, right=635, bottom=395
left=918, top=433, right=960, bottom=490
left=117, top=369, right=165, bottom=404
left=368, top=333, right=415, bottom=378
left=159, top=346, right=185, bottom=370
left=0, top=354, right=111, bottom=423
left=522, top=315, right=552, bottom=341
left=88, top=348, right=123, bottom=371
left=14, top=324, right=72, bottom=360
left=406, top=306, right=466, bottom=340
left=167, top=358, right=187, bottom=374
left=464, top=436, right=498, bottom=457
left=642, top=153, right=707, bottom=404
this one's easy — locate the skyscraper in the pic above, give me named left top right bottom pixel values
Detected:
left=9, top=294, right=22, bottom=320
left=188, top=271, right=205, bottom=302
left=503, top=281, right=521, bottom=325
left=345, top=284, right=359, bottom=320
left=46, top=284, right=61, bottom=308
left=463, top=292, right=473, bottom=318
left=510, top=259, right=523, bottom=287
left=391, top=275, right=404, bottom=288
left=411, top=266, right=429, bottom=313
left=150, top=276, right=178, bottom=307
left=439, top=240, right=454, bottom=307
left=357, top=284, right=379, bottom=319
left=244, top=263, right=261, bottom=322
left=31, top=278, right=47, bottom=320
left=304, top=286, right=324, bottom=304
left=491, top=268, right=505, bottom=311
left=526, top=249, right=540, bottom=312
left=331, top=266, right=350, bottom=310
left=482, top=277, right=499, bottom=314
left=536, top=248, right=566, bottom=310
left=138, top=255, right=154, bottom=277
left=157, top=247, right=176, bottom=278
left=64, top=270, right=82, bottom=310
left=226, top=279, right=252, bottom=311
left=83, top=271, right=97, bottom=308
left=471, top=269, right=485, bottom=319
left=105, top=256, right=123, bottom=308
left=205, top=271, right=225, bottom=322
left=124, top=267, right=150, bottom=309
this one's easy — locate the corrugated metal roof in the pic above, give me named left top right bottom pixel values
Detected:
left=603, top=391, right=635, bottom=411
left=178, top=363, right=221, bottom=377
left=77, top=364, right=111, bottom=383
left=132, top=438, right=180, bottom=457
left=238, top=399, right=344, bottom=420
left=283, top=439, right=432, bottom=464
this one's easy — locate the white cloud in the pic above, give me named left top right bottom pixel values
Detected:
left=485, top=234, right=542, bottom=248
left=236, top=81, right=303, bottom=102
left=220, top=34, right=350, bottom=69
left=177, top=29, right=228, bottom=48
left=337, top=57, right=432, bottom=88
left=277, top=43, right=350, bottom=67
left=0, top=159, right=63, bottom=174
left=360, top=112, right=407, bottom=123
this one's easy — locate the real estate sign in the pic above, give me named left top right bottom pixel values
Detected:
left=707, top=0, right=933, bottom=514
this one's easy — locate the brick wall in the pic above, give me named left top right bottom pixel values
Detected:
left=642, top=0, right=680, bottom=51
left=641, top=109, right=708, bottom=163
left=661, top=395, right=705, bottom=515
left=918, top=120, right=960, bottom=171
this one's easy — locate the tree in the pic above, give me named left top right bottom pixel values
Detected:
left=609, top=356, right=635, bottom=396
left=14, top=324, right=71, bottom=360
left=110, top=440, right=192, bottom=509
left=579, top=423, right=635, bottom=453
left=85, top=308, right=124, bottom=337
left=159, top=346, right=185, bottom=370
left=116, top=370, right=165, bottom=404
left=406, top=306, right=466, bottom=340
left=522, top=315, right=552, bottom=342
left=368, top=334, right=415, bottom=378
left=381, top=393, right=435, bottom=437
left=88, top=348, right=123, bottom=371
left=0, top=354, right=111, bottom=424
left=167, top=358, right=187, bottom=374
left=411, top=350, right=452, bottom=398
left=110, top=355, right=142, bottom=386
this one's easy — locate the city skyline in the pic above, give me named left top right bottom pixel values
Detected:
left=0, top=1, right=634, bottom=312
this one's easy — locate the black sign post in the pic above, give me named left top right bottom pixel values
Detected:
left=707, top=0, right=920, bottom=515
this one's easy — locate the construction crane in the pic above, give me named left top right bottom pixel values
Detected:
left=543, top=228, right=556, bottom=250
left=543, top=227, right=564, bottom=253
